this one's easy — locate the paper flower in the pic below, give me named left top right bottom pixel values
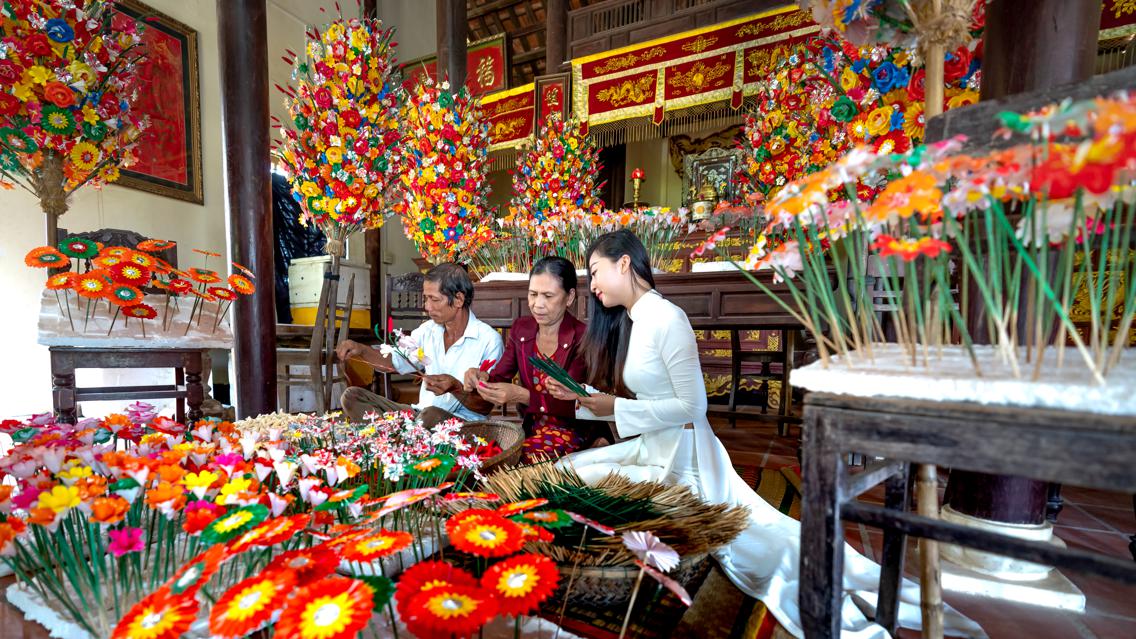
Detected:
left=108, top=262, right=151, bottom=285
left=108, top=526, right=144, bottom=556
left=277, top=16, right=402, bottom=241
left=275, top=576, right=375, bottom=639
left=123, top=304, right=158, bottom=320
left=407, top=454, right=456, bottom=481
left=512, top=509, right=573, bottom=529
left=108, top=284, right=143, bottom=307
left=450, top=513, right=526, bottom=558
left=443, top=491, right=500, bottom=502
left=227, top=514, right=310, bottom=554
left=621, top=530, right=680, bottom=572
left=636, top=559, right=692, bottom=606
left=201, top=504, right=269, bottom=546
left=112, top=589, right=199, bottom=639
left=404, top=583, right=499, bottom=638
left=395, top=559, right=479, bottom=608
left=269, top=544, right=342, bottom=582
left=59, top=237, right=98, bottom=259
left=209, top=569, right=295, bottom=638
left=507, top=114, right=604, bottom=225
left=228, top=274, right=256, bottom=295
left=340, top=529, right=413, bottom=563
left=167, top=543, right=227, bottom=596
left=24, top=246, right=68, bottom=268
left=392, top=76, right=494, bottom=265
left=495, top=498, right=548, bottom=517
left=136, top=239, right=176, bottom=252
left=480, top=552, right=560, bottom=616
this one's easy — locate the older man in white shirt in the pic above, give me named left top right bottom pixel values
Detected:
left=336, top=263, right=503, bottom=424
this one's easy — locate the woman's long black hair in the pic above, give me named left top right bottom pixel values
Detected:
left=582, top=229, right=655, bottom=396
left=531, top=255, right=577, bottom=293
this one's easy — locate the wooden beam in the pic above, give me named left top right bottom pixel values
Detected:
left=218, top=0, right=276, bottom=418
left=468, top=0, right=524, bottom=20
left=546, top=0, right=566, bottom=71
left=514, top=48, right=546, bottom=64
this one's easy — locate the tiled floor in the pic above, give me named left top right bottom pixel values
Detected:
left=713, top=416, right=1136, bottom=639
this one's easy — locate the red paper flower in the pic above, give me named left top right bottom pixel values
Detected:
left=168, top=279, right=193, bottom=295
left=109, top=262, right=152, bottom=285
left=228, top=514, right=310, bottom=554
left=187, top=267, right=221, bottom=284
left=123, top=304, right=158, bottom=320
left=269, top=544, right=342, bottom=582
left=340, top=529, right=413, bottom=563
left=228, top=273, right=256, bottom=294
left=231, top=261, right=255, bottom=278
left=24, top=246, right=68, bottom=268
left=872, top=234, right=952, bottom=261
left=496, top=498, right=548, bottom=517
left=450, top=514, right=525, bottom=558
left=167, top=543, right=227, bottom=596
left=275, top=576, right=375, bottom=639
left=210, top=569, right=295, bottom=638
left=481, top=553, right=560, bottom=616
left=208, top=287, right=238, bottom=301
left=136, top=239, right=177, bottom=252
left=405, top=583, right=498, bottom=638
left=111, top=588, right=198, bottom=639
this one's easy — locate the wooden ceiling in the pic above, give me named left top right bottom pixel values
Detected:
left=467, top=0, right=600, bottom=87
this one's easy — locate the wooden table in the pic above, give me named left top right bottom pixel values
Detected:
left=49, top=347, right=205, bottom=424
left=799, top=393, right=1136, bottom=638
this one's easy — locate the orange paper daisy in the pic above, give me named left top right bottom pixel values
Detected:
left=75, top=273, right=110, bottom=299
left=208, top=287, right=238, bottom=302
left=405, top=583, right=498, bottom=638
left=108, top=284, right=143, bottom=307
left=103, top=246, right=133, bottom=257
left=275, top=576, right=374, bottom=639
left=495, top=498, right=548, bottom=517
left=136, top=239, right=177, bottom=252
left=167, top=543, right=228, bottom=596
left=46, top=272, right=77, bottom=290
left=187, top=267, right=221, bottom=284
left=450, top=514, right=526, bottom=558
left=269, top=544, right=342, bottom=581
left=25, top=246, right=68, bottom=268
left=228, top=274, right=256, bottom=294
left=194, top=248, right=223, bottom=258
left=111, top=588, right=198, bottom=639
left=228, top=514, right=310, bottom=554
left=210, top=569, right=295, bottom=638
left=340, top=529, right=413, bottom=563
left=481, top=552, right=560, bottom=616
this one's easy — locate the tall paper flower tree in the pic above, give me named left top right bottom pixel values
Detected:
left=0, top=0, right=147, bottom=241
left=507, top=114, right=604, bottom=226
left=393, top=76, right=493, bottom=265
left=276, top=15, right=402, bottom=259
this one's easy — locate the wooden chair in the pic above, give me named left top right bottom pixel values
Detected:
left=380, top=272, right=427, bottom=400
left=277, top=272, right=355, bottom=413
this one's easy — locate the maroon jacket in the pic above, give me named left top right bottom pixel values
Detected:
left=488, top=313, right=588, bottom=426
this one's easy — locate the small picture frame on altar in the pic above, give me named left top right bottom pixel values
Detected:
left=683, top=147, right=741, bottom=209
left=535, top=73, right=571, bottom=123
left=112, top=0, right=203, bottom=205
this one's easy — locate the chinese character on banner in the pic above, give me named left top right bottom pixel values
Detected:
left=535, top=73, right=570, bottom=122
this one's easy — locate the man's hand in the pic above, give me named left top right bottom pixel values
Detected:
left=475, top=381, right=527, bottom=406
left=463, top=368, right=489, bottom=392
left=336, top=340, right=394, bottom=372
left=422, top=374, right=462, bottom=396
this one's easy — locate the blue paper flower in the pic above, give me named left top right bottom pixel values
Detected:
left=45, top=19, right=74, bottom=43
left=872, top=62, right=899, bottom=94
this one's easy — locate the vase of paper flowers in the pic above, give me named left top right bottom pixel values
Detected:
left=0, top=0, right=149, bottom=243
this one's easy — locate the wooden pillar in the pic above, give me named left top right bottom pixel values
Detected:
left=945, top=0, right=1102, bottom=526
left=363, top=0, right=383, bottom=332
left=546, top=0, right=568, bottom=72
left=218, top=0, right=276, bottom=418
left=436, top=0, right=468, bottom=88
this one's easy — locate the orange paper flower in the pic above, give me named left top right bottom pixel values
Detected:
left=450, top=514, right=525, bottom=558
left=25, top=246, right=68, bottom=268
left=340, top=529, right=413, bottom=563
left=275, top=576, right=375, bottom=639
left=112, top=589, right=199, bottom=639
left=481, top=552, right=559, bottom=616
left=210, top=569, right=295, bottom=638
left=404, top=583, right=498, bottom=638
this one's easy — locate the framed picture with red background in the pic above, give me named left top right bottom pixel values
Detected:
left=112, top=0, right=203, bottom=204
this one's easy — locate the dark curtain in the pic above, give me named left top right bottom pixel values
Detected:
left=272, top=173, right=326, bottom=323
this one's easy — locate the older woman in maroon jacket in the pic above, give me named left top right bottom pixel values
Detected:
left=463, top=256, right=600, bottom=461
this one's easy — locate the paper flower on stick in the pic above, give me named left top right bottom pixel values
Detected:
left=507, top=114, right=604, bottom=224
left=112, top=589, right=198, bottom=639
left=209, top=569, right=295, bottom=638
left=393, top=76, right=494, bottom=265
left=622, top=530, right=680, bottom=572
left=276, top=15, right=402, bottom=248
left=480, top=552, right=560, bottom=616
left=275, top=576, right=375, bottom=639
left=405, top=583, right=499, bottom=638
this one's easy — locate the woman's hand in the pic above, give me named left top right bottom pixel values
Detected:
left=577, top=393, right=616, bottom=417
left=463, top=368, right=489, bottom=392
left=475, top=381, right=527, bottom=406
left=544, top=378, right=579, bottom=401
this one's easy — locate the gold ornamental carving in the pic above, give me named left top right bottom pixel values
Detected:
left=492, top=115, right=528, bottom=139
left=595, top=75, right=656, bottom=107
left=667, top=60, right=730, bottom=93
left=736, top=11, right=812, bottom=38
left=681, top=35, right=719, bottom=55
left=746, top=44, right=793, bottom=74
left=591, top=46, right=667, bottom=75
left=483, top=95, right=529, bottom=118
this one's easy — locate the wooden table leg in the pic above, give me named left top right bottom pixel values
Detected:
left=800, top=407, right=844, bottom=638
left=779, top=329, right=796, bottom=436
left=875, top=464, right=911, bottom=635
left=916, top=463, right=944, bottom=639
left=186, top=351, right=204, bottom=423
left=50, top=350, right=77, bottom=425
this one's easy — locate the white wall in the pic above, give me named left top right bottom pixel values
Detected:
left=0, top=0, right=225, bottom=418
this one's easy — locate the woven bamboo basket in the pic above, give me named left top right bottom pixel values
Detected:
left=552, top=553, right=710, bottom=607
left=459, top=420, right=524, bottom=475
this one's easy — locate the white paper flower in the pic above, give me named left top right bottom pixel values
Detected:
left=621, top=530, right=680, bottom=572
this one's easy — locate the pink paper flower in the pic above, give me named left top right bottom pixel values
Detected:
left=622, top=530, right=680, bottom=572
left=108, top=527, right=144, bottom=556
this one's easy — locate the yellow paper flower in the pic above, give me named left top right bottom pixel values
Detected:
left=38, top=485, right=81, bottom=514
left=866, top=106, right=892, bottom=137
left=216, top=476, right=253, bottom=505
left=70, top=142, right=99, bottom=171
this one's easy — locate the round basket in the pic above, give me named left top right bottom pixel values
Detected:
left=551, top=553, right=709, bottom=607
left=460, top=420, right=524, bottom=475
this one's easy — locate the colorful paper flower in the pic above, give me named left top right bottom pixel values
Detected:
left=622, top=531, right=680, bottom=572
left=269, top=544, right=342, bottom=582
left=201, top=504, right=269, bottom=546
left=123, top=304, right=158, bottom=320
left=512, top=509, right=573, bottom=529
left=871, top=234, right=952, bottom=261
left=566, top=511, right=616, bottom=535
left=59, top=237, right=98, bottom=259
left=228, top=514, right=310, bottom=554
left=24, top=246, right=68, bottom=268
left=167, top=543, right=227, bottom=596
left=450, top=513, right=525, bottom=558
left=136, top=239, right=177, bottom=252
left=340, top=529, right=413, bottom=563
left=187, top=267, right=221, bottom=284
left=208, top=287, right=238, bottom=302
left=112, top=589, right=199, bottom=639
left=395, top=560, right=479, bottom=618
left=481, top=552, right=560, bottom=616
left=109, top=262, right=151, bottom=286
left=46, top=272, right=77, bottom=290
left=404, top=583, right=498, bottom=638
left=108, top=284, right=143, bottom=307
left=228, top=274, right=256, bottom=294
left=496, top=498, right=548, bottom=517
left=210, top=569, right=295, bottom=638
left=108, top=526, right=145, bottom=557
left=75, top=272, right=110, bottom=298
left=407, top=453, right=456, bottom=480
left=275, top=576, right=375, bottom=639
